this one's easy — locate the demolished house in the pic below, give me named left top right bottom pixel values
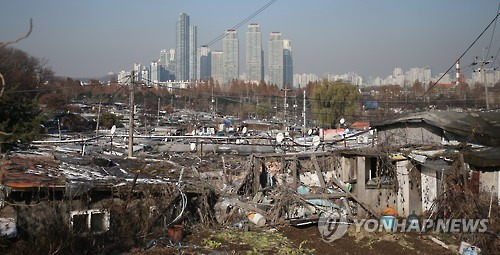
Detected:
left=0, top=149, right=219, bottom=253
left=0, top=111, right=498, bottom=253
left=374, top=111, right=500, bottom=199
left=218, top=111, right=500, bottom=226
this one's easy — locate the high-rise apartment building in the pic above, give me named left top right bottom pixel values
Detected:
left=223, top=29, right=239, bottom=85
left=283, top=39, right=293, bottom=88
left=166, top=49, right=176, bottom=81
left=189, top=25, right=197, bottom=81
left=159, top=50, right=169, bottom=82
left=211, top=50, right=224, bottom=85
left=141, top=68, right=149, bottom=86
left=176, top=13, right=190, bottom=81
left=246, top=24, right=263, bottom=84
left=268, top=32, right=284, bottom=87
left=150, top=61, right=160, bottom=84
left=198, top=45, right=211, bottom=81
left=133, top=63, right=142, bottom=83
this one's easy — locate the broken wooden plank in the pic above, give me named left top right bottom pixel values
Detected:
left=311, top=154, right=326, bottom=188
left=280, top=156, right=286, bottom=185
left=291, top=155, right=298, bottom=186
left=329, top=176, right=380, bottom=218
left=228, top=198, right=269, bottom=217
left=342, top=197, right=353, bottom=216
left=251, top=155, right=260, bottom=193
left=300, top=193, right=347, bottom=199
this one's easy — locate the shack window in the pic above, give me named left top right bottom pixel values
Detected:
left=365, top=157, right=378, bottom=183
left=70, top=209, right=110, bottom=234
left=365, top=157, right=394, bottom=188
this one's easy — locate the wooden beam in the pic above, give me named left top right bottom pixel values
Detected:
left=291, top=155, right=298, bottom=186
left=228, top=198, right=269, bottom=217
left=329, top=175, right=380, bottom=218
left=251, top=155, right=260, bottom=193
left=311, top=154, right=326, bottom=188
left=300, top=193, right=346, bottom=199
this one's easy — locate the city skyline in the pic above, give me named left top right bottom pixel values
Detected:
left=1, top=1, right=499, bottom=80
left=246, top=23, right=264, bottom=84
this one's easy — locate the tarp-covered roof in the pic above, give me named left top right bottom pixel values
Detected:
left=373, top=111, right=500, bottom=146
left=464, top=147, right=500, bottom=171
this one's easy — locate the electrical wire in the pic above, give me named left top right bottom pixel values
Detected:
left=169, top=0, right=277, bottom=74
left=486, top=2, right=500, bottom=59
left=399, top=10, right=500, bottom=113
left=166, top=167, right=187, bottom=227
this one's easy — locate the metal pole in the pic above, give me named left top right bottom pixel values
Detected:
left=157, top=97, right=160, bottom=126
left=303, top=90, right=306, bottom=152
left=284, top=88, right=287, bottom=125
left=128, top=71, right=135, bottom=157
left=211, top=83, right=215, bottom=117
left=57, top=118, right=62, bottom=140
left=95, top=102, right=101, bottom=137
left=482, top=62, right=490, bottom=110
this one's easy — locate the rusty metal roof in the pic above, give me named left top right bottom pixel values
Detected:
left=0, top=152, right=169, bottom=191
left=0, top=153, right=64, bottom=188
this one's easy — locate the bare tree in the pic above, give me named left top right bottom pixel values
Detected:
left=0, top=18, right=33, bottom=97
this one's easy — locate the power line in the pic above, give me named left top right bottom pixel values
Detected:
left=486, top=2, right=500, bottom=59
left=400, top=10, right=500, bottom=112
left=167, top=0, right=277, bottom=78
left=105, top=0, right=278, bottom=105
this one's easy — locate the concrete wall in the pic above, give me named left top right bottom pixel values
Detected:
left=339, top=156, right=357, bottom=183
left=378, top=122, right=443, bottom=146
left=396, top=160, right=422, bottom=217
left=479, top=171, right=499, bottom=204
left=354, top=156, right=398, bottom=218
left=421, top=167, right=438, bottom=212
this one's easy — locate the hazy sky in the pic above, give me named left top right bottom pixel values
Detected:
left=1, top=0, right=499, bottom=79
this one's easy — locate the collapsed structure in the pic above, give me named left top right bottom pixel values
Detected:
left=0, top=111, right=498, bottom=253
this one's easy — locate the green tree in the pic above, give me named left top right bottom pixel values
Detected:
left=100, top=112, right=124, bottom=129
left=311, top=79, right=360, bottom=128
left=0, top=47, right=53, bottom=152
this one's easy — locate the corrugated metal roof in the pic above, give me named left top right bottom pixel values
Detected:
left=0, top=152, right=169, bottom=190
left=0, top=153, right=64, bottom=188
left=373, top=111, right=500, bottom=146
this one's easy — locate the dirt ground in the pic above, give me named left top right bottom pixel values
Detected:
left=132, top=224, right=459, bottom=255
left=278, top=225, right=455, bottom=255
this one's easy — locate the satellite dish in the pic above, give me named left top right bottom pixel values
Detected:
left=190, top=143, right=196, bottom=151
left=276, top=133, right=284, bottom=144
left=191, top=130, right=195, bottom=135
left=110, top=125, right=116, bottom=135
left=308, top=129, right=313, bottom=136
left=284, top=131, right=290, bottom=137
left=312, top=135, right=321, bottom=147
left=242, top=127, right=247, bottom=134
left=340, top=118, right=345, bottom=125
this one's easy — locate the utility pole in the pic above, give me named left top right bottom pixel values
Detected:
left=303, top=90, right=306, bottom=152
left=472, top=50, right=493, bottom=110
left=483, top=61, right=489, bottom=110
left=95, top=102, right=101, bottom=137
left=211, top=83, right=215, bottom=117
left=293, top=94, right=297, bottom=125
left=281, top=87, right=292, bottom=126
left=275, top=97, right=278, bottom=117
left=157, top=97, right=161, bottom=126
left=128, top=71, right=135, bottom=157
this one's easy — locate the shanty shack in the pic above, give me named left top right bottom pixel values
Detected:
left=373, top=111, right=500, bottom=215
left=0, top=150, right=215, bottom=243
